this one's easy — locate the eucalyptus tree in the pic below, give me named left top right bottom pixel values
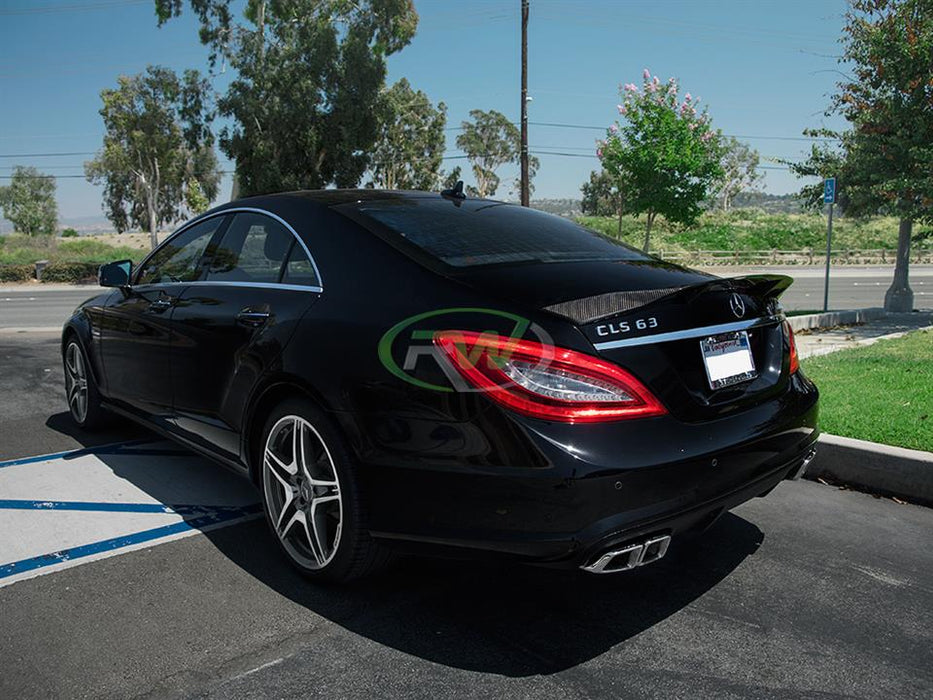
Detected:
left=84, top=66, right=219, bottom=249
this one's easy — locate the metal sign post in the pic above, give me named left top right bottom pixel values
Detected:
left=822, top=177, right=836, bottom=312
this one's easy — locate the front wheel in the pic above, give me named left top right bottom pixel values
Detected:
left=63, top=338, right=106, bottom=430
left=259, top=399, right=388, bottom=582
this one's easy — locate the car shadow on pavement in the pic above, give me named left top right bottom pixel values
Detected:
left=36, top=430, right=763, bottom=678
left=201, top=513, right=764, bottom=677
left=44, top=411, right=152, bottom=449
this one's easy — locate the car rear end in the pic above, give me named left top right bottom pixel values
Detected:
left=334, top=196, right=818, bottom=571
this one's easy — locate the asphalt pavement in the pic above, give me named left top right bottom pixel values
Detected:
left=1, top=265, right=932, bottom=330
left=0, top=331, right=931, bottom=698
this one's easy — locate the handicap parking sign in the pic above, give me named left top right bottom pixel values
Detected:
left=824, top=177, right=836, bottom=204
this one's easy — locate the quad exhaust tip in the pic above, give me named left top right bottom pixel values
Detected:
left=582, top=534, right=672, bottom=574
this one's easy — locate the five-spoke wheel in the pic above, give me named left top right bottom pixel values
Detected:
left=65, top=341, right=89, bottom=424
left=63, top=339, right=104, bottom=429
left=263, top=414, right=343, bottom=569
left=259, top=399, right=388, bottom=581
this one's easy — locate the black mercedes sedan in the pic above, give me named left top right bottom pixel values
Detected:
left=62, top=188, right=818, bottom=582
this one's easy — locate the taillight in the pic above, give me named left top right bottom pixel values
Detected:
left=784, top=321, right=800, bottom=374
left=433, top=330, right=667, bottom=423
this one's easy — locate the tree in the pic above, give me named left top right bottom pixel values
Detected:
left=368, top=78, right=447, bottom=190
left=456, top=109, right=537, bottom=198
left=0, top=167, right=58, bottom=236
left=156, top=1, right=419, bottom=196
left=84, top=66, right=220, bottom=249
left=599, top=70, right=724, bottom=252
left=835, top=0, right=933, bottom=312
left=714, top=137, right=763, bottom=212
left=580, top=170, right=624, bottom=229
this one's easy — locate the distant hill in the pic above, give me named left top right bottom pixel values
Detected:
left=531, top=199, right=582, bottom=217
left=727, top=192, right=805, bottom=214
left=531, top=193, right=803, bottom=219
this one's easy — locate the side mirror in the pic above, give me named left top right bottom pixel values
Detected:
left=98, top=260, right=132, bottom=288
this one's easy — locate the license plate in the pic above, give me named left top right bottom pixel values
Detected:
left=700, top=331, right=757, bottom=390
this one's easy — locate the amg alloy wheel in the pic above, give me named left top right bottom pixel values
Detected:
left=263, top=415, right=343, bottom=569
left=64, top=339, right=105, bottom=429
left=259, top=400, right=389, bottom=581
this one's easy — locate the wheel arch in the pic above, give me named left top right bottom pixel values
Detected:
left=241, top=376, right=335, bottom=485
left=61, top=318, right=103, bottom=388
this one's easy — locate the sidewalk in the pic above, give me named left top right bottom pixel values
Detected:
left=795, top=311, right=933, bottom=359
left=793, top=309, right=933, bottom=506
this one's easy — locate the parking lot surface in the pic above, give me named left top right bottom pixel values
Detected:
left=0, top=331, right=931, bottom=699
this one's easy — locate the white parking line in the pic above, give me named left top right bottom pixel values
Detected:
left=0, top=440, right=261, bottom=588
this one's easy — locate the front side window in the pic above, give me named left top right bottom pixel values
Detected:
left=206, top=213, right=295, bottom=284
left=136, top=216, right=224, bottom=285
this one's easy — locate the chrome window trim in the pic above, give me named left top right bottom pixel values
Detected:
left=136, top=206, right=324, bottom=291
left=133, top=281, right=322, bottom=294
left=592, top=315, right=784, bottom=351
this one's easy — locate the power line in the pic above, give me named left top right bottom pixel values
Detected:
left=0, top=152, right=95, bottom=159
left=0, top=1, right=146, bottom=17
left=445, top=121, right=838, bottom=142
left=0, top=170, right=238, bottom=180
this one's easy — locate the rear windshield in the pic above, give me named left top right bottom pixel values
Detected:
left=342, top=199, right=649, bottom=268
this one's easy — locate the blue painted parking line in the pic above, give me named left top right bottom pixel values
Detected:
left=0, top=437, right=263, bottom=585
left=0, top=439, right=156, bottom=469
left=0, top=503, right=263, bottom=580
left=0, top=499, right=259, bottom=516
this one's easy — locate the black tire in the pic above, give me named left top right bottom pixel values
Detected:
left=63, top=337, right=107, bottom=431
left=258, top=398, right=389, bottom=583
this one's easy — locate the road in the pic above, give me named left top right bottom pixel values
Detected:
left=0, top=286, right=110, bottom=330
left=1, top=265, right=932, bottom=330
left=0, top=333, right=931, bottom=698
left=699, top=264, right=932, bottom=311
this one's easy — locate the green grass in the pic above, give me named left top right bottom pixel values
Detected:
left=0, top=236, right=145, bottom=266
left=577, top=210, right=930, bottom=254
left=802, top=329, right=933, bottom=452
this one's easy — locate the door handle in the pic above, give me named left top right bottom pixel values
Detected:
left=237, top=309, right=272, bottom=327
left=148, top=297, right=173, bottom=313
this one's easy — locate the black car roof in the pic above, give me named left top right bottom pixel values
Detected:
left=218, top=189, right=482, bottom=210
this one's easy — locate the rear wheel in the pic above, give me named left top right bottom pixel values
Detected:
left=260, top=399, right=388, bottom=582
left=63, top=339, right=105, bottom=430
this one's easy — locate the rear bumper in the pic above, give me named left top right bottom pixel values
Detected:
left=355, top=377, right=819, bottom=568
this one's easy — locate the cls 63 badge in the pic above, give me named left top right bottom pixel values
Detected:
left=595, top=317, right=659, bottom=337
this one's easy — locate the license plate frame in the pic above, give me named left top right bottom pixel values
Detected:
left=700, top=331, right=757, bottom=390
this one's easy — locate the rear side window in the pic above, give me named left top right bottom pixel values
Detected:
left=136, top=216, right=223, bottom=285
left=281, top=244, right=320, bottom=287
left=345, top=199, right=649, bottom=268
left=206, top=212, right=294, bottom=283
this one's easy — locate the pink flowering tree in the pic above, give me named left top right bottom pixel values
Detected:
left=598, top=70, right=723, bottom=252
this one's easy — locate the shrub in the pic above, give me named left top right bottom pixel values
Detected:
left=0, top=264, right=35, bottom=282
left=40, top=262, right=99, bottom=283
left=61, top=228, right=79, bottom=238
left=57, top=239, right=144, bottom=263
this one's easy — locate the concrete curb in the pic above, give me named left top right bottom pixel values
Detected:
left=805, top=433, right=933, bottom=507
left=0, top=284, right=105, bottom=294
left=798, top=324, right=933, bottom=359
left=0, top=327, right=62, bottom=334
left=787, top=307, right=886, bottom=332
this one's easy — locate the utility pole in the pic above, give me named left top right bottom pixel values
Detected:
left=822, top=177, right=836, bottom=312
left=520, top=0, right=529, bottom=207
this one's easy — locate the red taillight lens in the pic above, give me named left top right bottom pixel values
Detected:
left=433, top=330, right=667, bottom=423
left=784, top=321, right=800, bottom=374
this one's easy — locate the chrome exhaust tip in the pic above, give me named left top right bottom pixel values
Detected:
left=581, top=534, right=672, bottom=574
left=790, top=448, right=818, bottom=480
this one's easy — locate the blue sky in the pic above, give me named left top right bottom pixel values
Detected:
left=0, top=0, right=848, bottom=227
